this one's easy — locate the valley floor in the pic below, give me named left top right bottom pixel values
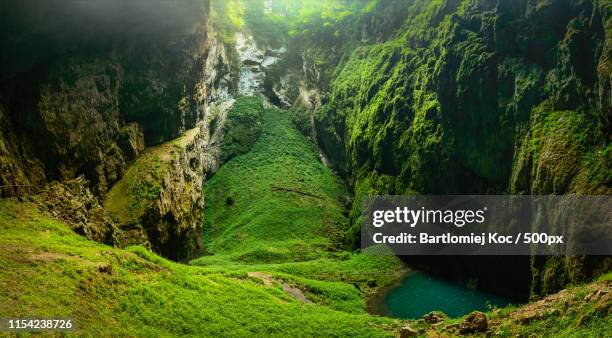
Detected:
left=0, top=100, right=610, bottom=337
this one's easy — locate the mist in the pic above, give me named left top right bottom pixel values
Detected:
left=0, top=0, right=210, bottom=77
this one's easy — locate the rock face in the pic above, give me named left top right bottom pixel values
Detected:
left=35, top=177, right=117, bottom=243
left=100, top=14, right=235, bottom=261
left=0, top=0, right=238, bottom=260
left=104, top=117, right=234, bottom=261
left=0, top=0, right=214, bottom=196
left=399, top=324, right=418, bottom=338
left=236, top=31, right=284, bottom=97
left=273, top=0, right=610, bottom=297
left=459, top=311, right=488, bottom=334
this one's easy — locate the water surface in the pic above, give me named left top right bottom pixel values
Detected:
left=372, top=271, right=513, bottom=318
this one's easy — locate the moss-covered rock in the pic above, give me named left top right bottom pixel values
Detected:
left=105, top=126, right=207, bottom=261
left=220, top=96, right=264, bottom=163
left=281, top=0, right=610, bottom=297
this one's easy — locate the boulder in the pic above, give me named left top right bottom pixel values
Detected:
left=459, top=311, right=488, bottom=334
left=399, top=324, right=418, bottom=338
left=422, top=311, right=447, bottom=324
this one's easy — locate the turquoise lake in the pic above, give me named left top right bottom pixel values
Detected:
left=377, top=271, right=514, bottom=318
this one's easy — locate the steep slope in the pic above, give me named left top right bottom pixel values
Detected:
left=0, top=0, right=222, bottom=193
left=193, top=96, right=406, bottom=311
left=0, top=0, right=236, bottom=258
left=262, top=0, right=611, bottom=298
left=200, top=97, right=348, bottom=263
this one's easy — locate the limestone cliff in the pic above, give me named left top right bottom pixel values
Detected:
left=0, top=0, right=213, bottom=195
left=264, top=0, right=611, bottom=297
left=0, top=0, right=237, bottom=260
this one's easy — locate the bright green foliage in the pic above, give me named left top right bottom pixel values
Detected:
left=104, top=128, right=199, bottom=225
left=203, top=102, right=349, bottom=263
left=1, top=198, right=608, bottom=336
left=194, top=96, right=406, bottom=316
left=264, top=0, right=612, bottom=299
left=0, top=199, right=403, bottom=336
left=211, top=0, right=245, bottom=44
left=221, top=96, right=264, bottom=163
left=307, top=0, right=610, bottom=245
left=512, top=106, right=604, bottom=194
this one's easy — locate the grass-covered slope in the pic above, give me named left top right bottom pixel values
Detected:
left=220, top=96, right=264, bottom=163
left=201, top=99, right=349, bottom=263
left=0, top=96, right=407, bottom=335
left=0, top=199, right=403, bottom=337
left=190, top=97, right=406, bottom=316
left=1, top=197, right=609, bottom=336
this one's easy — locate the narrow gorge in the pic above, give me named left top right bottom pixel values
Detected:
left=0, top=0, right=610, bottom=336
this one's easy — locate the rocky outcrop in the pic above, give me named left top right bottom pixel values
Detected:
left=236, top=31, right=285, bottom=97
left=140, top=125, right=209, bottom=261
left=105, top=125, right=207, bottom=261
left=459, top=311, right=488, bottom=334
left=268, top=0, right=610, bottom=298
left=0, top=0, right=241, bottom=260
left=0, top=0, right=214, bottom=196
left=34, top=177, right=116, bottom=244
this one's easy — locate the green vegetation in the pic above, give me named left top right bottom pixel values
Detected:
left=288, top=107, right=313, bottom=137
left=289, top=0, right=611, bottom=295
left=0, top=95, right=408, bottom=336
left=220, top=96, right=264, bottom=163
left=0, top=0, right=610, bottom=336
left=211, top=0, right=245, bottom=44
left=0, top=199, right=402, bottom=336
left=202, top=98, right=348, bottom=262
left=104, top=128, right=199, bottom=225
left=1, top=197, right=609, bottom=336
left=193, top=96, right=407, bottom=311
left=453, top=273, right=612, bottom=338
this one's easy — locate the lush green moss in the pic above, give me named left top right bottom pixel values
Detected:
left=221, top=96, right=264, bottom=163
left=204, top=105, right=349, bottom=262
left=288, top=107, right=313, bottom=137
left=284, top=0, right=612, bottom=301
left=105, top=153, right=167, bottom=226
left=0, top=199, right=402, bottom=336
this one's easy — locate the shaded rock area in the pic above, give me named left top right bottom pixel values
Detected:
left=236, top=31, right=284, bottom=97
left=33, top=177, right=116, bottom=244
left=273, top=0, right=611, bottom=299
left=0, top=0, right=237, bottom=260
left=0, top=0, right=217, bottom=196
left=459, top=311, right=488, bottom=334
left=105, top=125, right=209, bottom=261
